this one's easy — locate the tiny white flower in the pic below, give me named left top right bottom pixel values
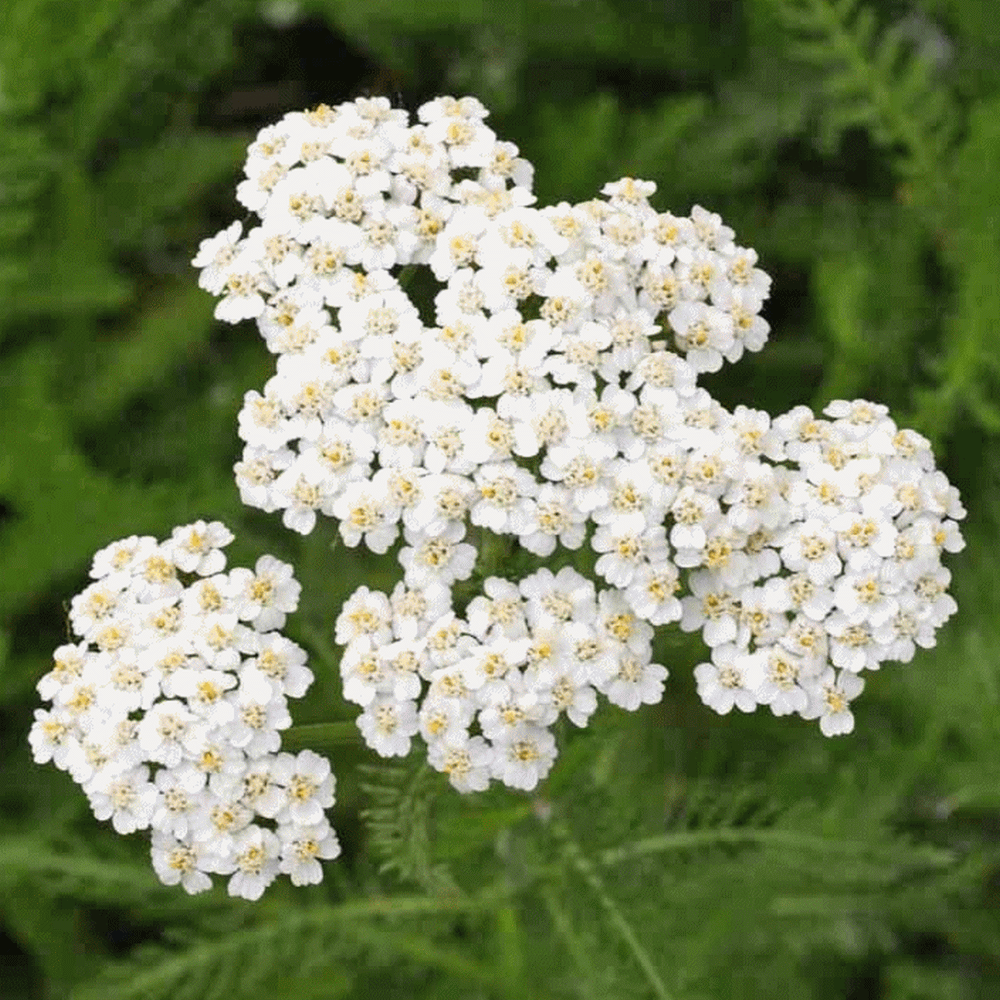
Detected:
left=470, top=461, right=538, bottom=533
left=477, top=669, right=542, bottom=741
left=398, top=523, right=477, bottom=589
left=693, top=645, right=763, bottom=715
left=151, top=766, right=207, bottom=839
left=490, top=724, right=557, bottom=791
left=801, top=668, right=864, bottom=736
left=357, top=696, right=420, bottom=757
left=190, top=613, right=253, bottom=671
left=170, top=667, right=239, bottom=728
left=37, top=643, right=92, bottom=702
left=331, top=481, right=400, bottom=553
left=228, top=555, right=301, bottom=631
left=419, top=695, right=475, bottom=745
left=28, top=707, right=79, bottom=769
left=189, top=792, right=254, bottom=855
left=242, top=632, right=314, bottom=698
left=335, top=586, right=394, bottom=646
left=232, top=762, right=282, bottom=822
left=625, top=561, right=682, bottom=625
left=752, top=646, right=809, bottom=717
left=271, top=749, right=336, bottom=826
left=150, top=831, right=214, bottom=894
left=536, top=662, right=598, bottom=728
left=667, top=300, right=734, bottom=373
left=87, top=764, right=159, bottom=834
left=832, top=572, right=898, bottom=628
left=518, top=567, right=597, bottom=630
left=466, top=577, right=529, bottom=640
left=224, top=673, right=291, bottom=756
left=510, top=484, right=587, bottom=557
left=596, top=653, right=668, bottom=711
left=460, top=634, right=531, bottom=695
left=669, top=487, right=722, bottom=566
left=223, top=825, right=282, bottom=900
left=389, top=580, right=452, bottom=641
left=180, top=575, right=236, bottom=622
left=69, top=579, right=131, bottom=640
left=192, top=220, right=244, bottom=294
left=165, top=520, right=234, bottom=575
left=215, top=269, right=270, bottom=323
left=592, top=524, right=669, bottom=588
left=428, top=733, right=494, bottom=792
left=824, top=613, right=881, bottom=673
left=680, top=571, right=739, bottom=647
left=778, top=518, right=843, bottom=586
left=278, top=820, right=342, bottom=885
left=137, top=700, right=203, bottom=768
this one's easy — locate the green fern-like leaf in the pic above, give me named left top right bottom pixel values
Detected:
left=0, top=343, right=234, bottom=625
left=359, top=760, right=459, bottom=895
left=549, top=815, right=674, bottom=1000
left=0, top=834, right=165, bottom=903
left=912, top=95, right=1000, bottom=439
left=69, top=895, right=499, bottom=1000
left=94, top=131, right=252, bottom=251
left=774, top=0, right=959, bottom=206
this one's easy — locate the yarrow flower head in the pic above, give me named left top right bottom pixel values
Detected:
left=190, top=94, right=965, bottom=794
left=31, top=522, right=340, bottom=899
left=33, top=93, right=966, bottom=904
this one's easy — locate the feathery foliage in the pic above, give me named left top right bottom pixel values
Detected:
left=359, top=761, right=460, bottom=894
left=2, top=1, right=999, bottom=998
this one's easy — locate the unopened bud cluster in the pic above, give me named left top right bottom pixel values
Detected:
left=30, top=522, right=340, bottom=898
left=190, top=94, right=966, bottom=791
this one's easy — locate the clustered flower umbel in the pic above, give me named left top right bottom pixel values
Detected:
left=29, top=522, right=340, bottom=898
left=188, top=94, right=962, bottom=793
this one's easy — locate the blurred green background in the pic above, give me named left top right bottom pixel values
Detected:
left=2, top=0, right=999, bottom=997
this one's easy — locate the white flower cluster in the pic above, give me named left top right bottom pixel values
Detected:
left=29, top=521, right=340, bottom=898
left=334, top=568, right=665, bottom=792
left=192, top=94, right=965, bottom=788
left=684, top=399, right=965, bottom=735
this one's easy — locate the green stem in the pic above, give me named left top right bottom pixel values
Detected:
left=294, top=618, right=341, bottom=672
left=540, top=884, right=600, bottom=1000
left=548, top=817, right=673, bottom=1000
left=282, top=721, right=360, bottom=752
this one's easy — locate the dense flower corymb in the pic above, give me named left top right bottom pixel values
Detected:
left=31, top=522, right=340, bottom=899
left=188, top=94, right=966, bottom=787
